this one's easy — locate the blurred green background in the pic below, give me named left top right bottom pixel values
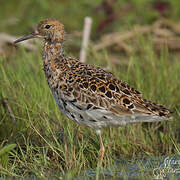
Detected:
left=1, top=0, right=180, bottom=36
left=0, top=0, right=180, bottom=178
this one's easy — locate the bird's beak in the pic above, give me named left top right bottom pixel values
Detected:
left=14, top=31, right=39, bottom=44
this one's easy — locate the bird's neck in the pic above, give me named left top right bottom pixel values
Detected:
left=43, top=40, right=64, bottom=63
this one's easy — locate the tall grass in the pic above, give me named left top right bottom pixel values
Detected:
left=0, top=0, right=180, bottom=178
left=0, top=34, right=179, bottom=178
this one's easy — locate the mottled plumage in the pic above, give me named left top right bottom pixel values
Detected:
left=14, top=19, right=173, bottom=162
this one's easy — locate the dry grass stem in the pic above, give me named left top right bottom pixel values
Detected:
left=80, top=17, right=92, bottom=63
left=94, top=19, right=180, bottom=53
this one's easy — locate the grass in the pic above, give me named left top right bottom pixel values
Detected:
left=0, top=36, right=179, bottom=178
left=0, top=0, right=180, bottom=179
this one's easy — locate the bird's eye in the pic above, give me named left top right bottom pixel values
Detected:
left=45, top=24, right=51, bottom=29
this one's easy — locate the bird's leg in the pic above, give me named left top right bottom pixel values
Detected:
left=96, top=129, right=105, bottom=166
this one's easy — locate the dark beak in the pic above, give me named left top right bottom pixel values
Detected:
left=14, top=32, right=39, bottom=44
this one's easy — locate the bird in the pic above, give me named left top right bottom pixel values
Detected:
left=14, top=18, right=173, bottom=163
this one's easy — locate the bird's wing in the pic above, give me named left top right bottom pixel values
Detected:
left=55, top=58, right=172, bottom=121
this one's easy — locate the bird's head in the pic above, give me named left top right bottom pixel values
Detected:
left=14, top=19, right=65, bottom=44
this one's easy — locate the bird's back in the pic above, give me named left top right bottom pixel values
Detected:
left=43, top=54, right=172, bottom=129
